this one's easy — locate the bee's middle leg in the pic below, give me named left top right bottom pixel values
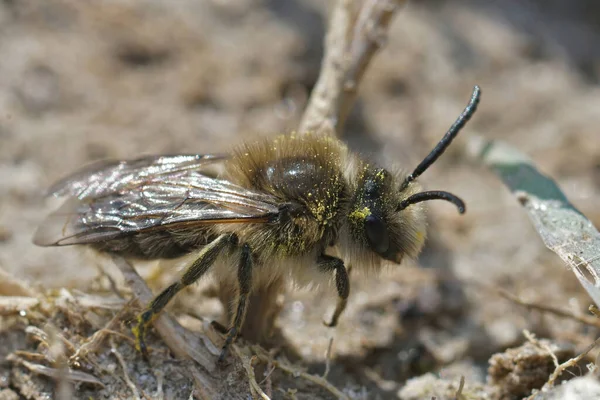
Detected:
left=219, top=243, right=253, bottom=362
left=318, top=254, right=350, bottom=327
left=132, top=234, right=233, bottom=359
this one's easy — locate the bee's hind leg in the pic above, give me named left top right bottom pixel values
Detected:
left=219, top=243, right=253, bottom=363
left=318, top=255, right=350, bottom=327
left=132, top=234, right=233, bottom=360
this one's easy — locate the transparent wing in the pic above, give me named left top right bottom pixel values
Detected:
left=47, top=154, right=228, bottom=199
left=34, top=156, right=281, bottom=246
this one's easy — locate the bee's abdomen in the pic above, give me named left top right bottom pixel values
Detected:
left=92, top=227, right=216, bottom=259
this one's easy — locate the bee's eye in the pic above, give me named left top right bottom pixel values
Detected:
left=365, top=215, right=389, bottom=254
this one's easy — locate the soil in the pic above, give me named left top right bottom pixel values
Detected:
left=1, top=0, right=600, bottom=399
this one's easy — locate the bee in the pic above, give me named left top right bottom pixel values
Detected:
left=34, top=86, right=480, bottom=362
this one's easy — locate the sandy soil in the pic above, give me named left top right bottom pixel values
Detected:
left=1, top=0, right=600, bottom=399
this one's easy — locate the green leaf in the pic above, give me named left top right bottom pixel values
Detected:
left=471, top=137, right=600, bottom=307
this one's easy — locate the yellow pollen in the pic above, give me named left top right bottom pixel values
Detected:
left=416, top=231, right=425, bottom=243
left=349, top=207, right=371, bottom=222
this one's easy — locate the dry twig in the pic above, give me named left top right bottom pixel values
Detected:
left=110, top=255, right=218, bottom=400
left=299, top=0, right=406, bottom=136
left=232, top=345, right=271, bottom=400
left=323, top=336, right=335, bottom=379
left=484, top=284, right=600, bottom=328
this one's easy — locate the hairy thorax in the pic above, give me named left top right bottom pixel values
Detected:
left=222, top=134, right=351, bottom=260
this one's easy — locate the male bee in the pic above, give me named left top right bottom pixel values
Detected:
left=34, top=86, right=480, bottom=362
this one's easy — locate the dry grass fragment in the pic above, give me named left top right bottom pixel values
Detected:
left=232, top=345, right=271, bottom=400
left=535, top=336, right=600, bottom=396
left=7, top=354, right=104, bottom=387
left=481, top=283, right=600, bottom=329
left=0, top=267, right=36, bottom=297
left=110, top=338, right=142, bottom=400
left=0, top=296, right=40, bottom=316
left=251, top=345, right=351, bottom=400
left=455, top=376, right=465, bottom=400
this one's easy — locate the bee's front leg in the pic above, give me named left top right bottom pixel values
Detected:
left=317, top=255, right=350, bottom=327
left=132, top=234, right=232, bottom=360
left=219, top=243, right=253, bottom=363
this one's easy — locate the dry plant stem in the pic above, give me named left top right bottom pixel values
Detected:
left=111, top=339, right=142, bottom=400
left=252, top=346, right=350, bottom=400
left=0, top=296, right=39, bottom=315
left=232, top=345, right=271, bottom=400
left=543, top=336, right=600, bottom=389
left=363, top=367, right=398, bottom=391
left=523, top=330, right=559, bottom=369
left=526, top=336, right=600, bottom=399
left=489, top=285, right=600, bottom=328
left=260, top=353, right=275, bottom=398
left=455, top=376, right=465, bottom=400
left=25, top=325, right=76, bottom=361
left=94, top=261, right=123, bottom=298
left=110, top=255, right=217, bottom=400
left=278, top=388, right=299, bottom=400
left=155, top=371, right=165, bottom=400
left=323, top=336, right=334, bottom=379
left=7, top=354, right=105, bottom=387
left=46, top=325, right=73, bottom=400
left=70, top=304, right=133, bottom=366
left=0, top=266, right=37, bottom=297
left=299, top=0, right=405, bottom=136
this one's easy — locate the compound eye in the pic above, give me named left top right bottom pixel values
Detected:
left=365, top=214, right=390, bottom=254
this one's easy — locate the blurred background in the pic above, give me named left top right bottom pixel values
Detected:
left=1, top=0, right=599, bottom=397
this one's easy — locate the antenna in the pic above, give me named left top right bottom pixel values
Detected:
left=400, top=85, right=481, bottom=191
left=397, top=190, right=465, bottom=214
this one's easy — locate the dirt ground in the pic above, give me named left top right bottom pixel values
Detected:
left=1, top=0, right=600, bottom=399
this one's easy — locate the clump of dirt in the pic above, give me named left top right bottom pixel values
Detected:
left=399, top=373, right=492, bottom=400
left=488, top=339, right=575, bottom=399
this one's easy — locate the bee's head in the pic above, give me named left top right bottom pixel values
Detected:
left=348, top=167, right=464, bottom=263
left=348, top=85, right=479, bottom=264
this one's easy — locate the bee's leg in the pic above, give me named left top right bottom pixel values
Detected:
left=219, top=243, right=253, bottom=363
left=318, top=255, right=350, bottom=327
left=133, top=234, right=233, bottom=360
left=210, top=320, right=229, bottom=334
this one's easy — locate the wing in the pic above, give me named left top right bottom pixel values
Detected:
left=47, top=154, right=228, bottom=199
left=34, top=155, right=281, bottom=247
